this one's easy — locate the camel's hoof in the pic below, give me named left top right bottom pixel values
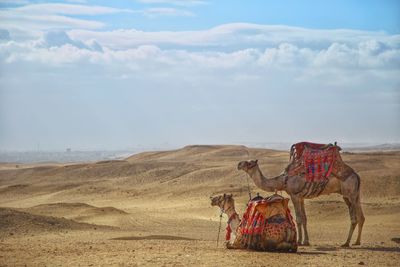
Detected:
left=297, top=242, right=310, bottom=246
left=225, top=242, right=233, bottom=249
left=341, top=243, right=350, bottom=248
left=352, top=242, right=361, bottom=246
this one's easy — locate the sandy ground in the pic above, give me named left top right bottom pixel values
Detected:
left=0, top=145, right=399, bottom=266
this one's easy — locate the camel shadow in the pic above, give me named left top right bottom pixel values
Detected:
left=315, top=246, right=338, bottom=252
left=111, top=235, right=196, bottom=241
left=245, top=250, right=327, bottom=255
left=315, top=245, right=400, bottom=253
left=296, top=251, right=327, bottom=255
left=391, top=237, right=400, bottom=244
left=350, top=246, right=400, bottom=252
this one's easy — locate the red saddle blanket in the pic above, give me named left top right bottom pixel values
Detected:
left=289, top=142, right=340, bottom=182
left=237, top=195, right=297, bottom=251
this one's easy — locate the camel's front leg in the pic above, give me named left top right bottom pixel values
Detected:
left=300, top=199, right=310, bottom=246
left=226, top=234, right=242, bottom=249
left=291, top=196, right=304, bottom=245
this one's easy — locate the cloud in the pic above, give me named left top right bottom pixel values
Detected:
left=137, top=0, right=207, bottom=6
left=141, top=7, right=194, bottom=17
left=0, top=29, right=10, bottom=41
left=1, top=23, right=399, bottom=149
left=0, top=3, right=131, bottom=33
left=13, top=3, right=131, bottom=15
left=67, top=23, right=400, bottom=51
left=2, top=33, right=399, bottom=74
left=1, top=23, right=399, bottom=74
left=65, top=0, right=87, bottom=3
left=0, top=0, right=29, bottom=4
left=35, top=30, right=102, bottom=51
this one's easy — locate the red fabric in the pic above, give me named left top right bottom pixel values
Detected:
left=291, top=142, right=327, bottom=161
left=303, top=146, right=336, bottom=181
left=225, top=213, right=238, bottom=240
left=290, top=142, right=338, bottom=182
left=226, top=224, right=232, bottom=240
left=238, top=197, right=297, bottom=249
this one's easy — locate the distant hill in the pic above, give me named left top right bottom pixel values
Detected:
left=343, top=143, right=400, bottom=152
left=0, top=150, right=135, bottom=164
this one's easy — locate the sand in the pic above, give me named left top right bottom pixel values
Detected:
left=0, top=145, right=399, bottom=266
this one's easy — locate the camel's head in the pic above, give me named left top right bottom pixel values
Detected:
left=210, top=193, right=234, bottom=211
left=237, top=159, right=258, bottom=172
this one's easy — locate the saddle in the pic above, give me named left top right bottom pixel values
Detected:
left=287, top=142, right=342, bottom=182
left=233, top=194, right=297, bottom=252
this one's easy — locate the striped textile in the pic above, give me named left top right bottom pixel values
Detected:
left=288, top=142, right=340, bottom=182
left=237, top=195, right=297, bottom=251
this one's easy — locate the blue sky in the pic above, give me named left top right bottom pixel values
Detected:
left=1, top=0, right=398, bottom=33
left=0, top=0, right=399, bottom=150
left=105, top=0, right=400, bottom=33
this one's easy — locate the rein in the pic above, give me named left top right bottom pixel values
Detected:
left=246, top=174, right=252, bottom=201
left=216, top=208, right=223, bottom=247
left=216, top=197, right=228, bottom=247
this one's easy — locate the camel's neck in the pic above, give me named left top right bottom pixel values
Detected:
left=224, top=206, right=239, bottom=221
left=225, top=206, right=240, bottom=233
left=247, top=166, right=286, bottom=192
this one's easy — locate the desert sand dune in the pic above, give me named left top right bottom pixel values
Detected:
left=0, top=145, right=399, bottom=266
left=0, top=207, right=113, bottom=237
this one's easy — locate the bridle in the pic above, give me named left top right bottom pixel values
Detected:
left=216, top=195, right=237, bottom=247
left=218, top=196, right=232, bottom=213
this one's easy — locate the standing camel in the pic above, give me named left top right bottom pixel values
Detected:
left=237, top=155, right=365, bottom=247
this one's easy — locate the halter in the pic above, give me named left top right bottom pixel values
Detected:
left=216, top=196, right=227, bottom=247
left=216, top=195, right=238, bottom=247
left=218, top=196, right=230, bottom=213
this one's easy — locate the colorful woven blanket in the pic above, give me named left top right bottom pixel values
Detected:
left=288, top=142, right=341, bottom=182
left=235, top=194, right=297, bottom=252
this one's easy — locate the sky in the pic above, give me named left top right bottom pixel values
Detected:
left=0, top=0, right=399, bottom=151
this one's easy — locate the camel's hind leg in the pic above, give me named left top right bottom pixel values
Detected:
left=300, top=199, right=310, bottom=246
left=342, top=197, right=357, bottom=247
left=291, top=196, right=304, bottom=245
left=353, top=195, right=365, bottom=245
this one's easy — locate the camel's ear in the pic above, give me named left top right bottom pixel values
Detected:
left=229, top=194, right=233, bottom=198
left=223, top=193, right=226, bottom=197
left=255, top=159, right=258, bottom=164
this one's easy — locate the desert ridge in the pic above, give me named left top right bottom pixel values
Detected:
left=0, top=145, right=399, bottom=266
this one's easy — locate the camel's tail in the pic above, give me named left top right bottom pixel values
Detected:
left=355, top=173, right=361, bottom=192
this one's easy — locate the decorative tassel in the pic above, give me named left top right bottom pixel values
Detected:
left=226, top=224, right=232, bottom=240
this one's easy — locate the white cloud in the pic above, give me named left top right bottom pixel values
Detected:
left=36, top=30, right=103, bottom=52
left=67, top=23, right=400, bottom=51
left=0, top=29, right=11, bottom=41
left=13, top=3, right=131, bottom=15
left=141, top=7, right=194, bottom=17
left=0, top=0, right=29, bottom=4
left=0, top=12, right=105, bottom=31
left=1, top=32, right=399, bottom=74
left=0, top=3, right=131, bottom=33
left=65, top=0, right=88, bottom=3
left=137, top=0, right=207, bottom=6
left=1, top=24, right=399, bottom=148
left=0, top=23, right=398, bottom=75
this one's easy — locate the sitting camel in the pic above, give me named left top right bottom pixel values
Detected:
left=210, top=193, right=297, bottom=252
left=210, top=193, right=240, bottom=247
